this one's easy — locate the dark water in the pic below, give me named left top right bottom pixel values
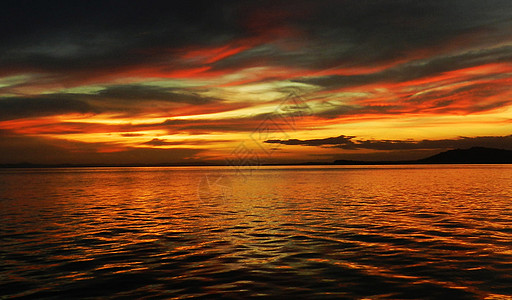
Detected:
left=1, top=165, right=512, bottom=299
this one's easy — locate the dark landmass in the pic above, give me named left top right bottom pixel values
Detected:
left=416, top=147, right=512, bottom=164
left=1, top=147, right=511, bottom=168
left=333, top=147, right=512, bottom=165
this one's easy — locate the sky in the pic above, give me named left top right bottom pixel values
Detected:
left=1, top=0, right=512, bottom=165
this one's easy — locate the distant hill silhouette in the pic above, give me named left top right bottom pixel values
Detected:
left=416, top=147, right=512, bottom=164
left=334, top=147, right=512, bottom=165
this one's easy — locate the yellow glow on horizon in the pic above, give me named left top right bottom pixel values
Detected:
left=57, top=114, right=170, bottom=125
left=171, top=103, right=278, bottom=120
left=315, top=107, right=512, bottom=140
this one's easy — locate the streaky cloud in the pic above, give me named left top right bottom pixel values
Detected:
left=266, top=134, right=512, bottom=150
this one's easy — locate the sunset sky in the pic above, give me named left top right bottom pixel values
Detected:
left=1, top=0, right=512, bottom=165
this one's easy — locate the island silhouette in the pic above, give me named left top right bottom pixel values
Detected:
left=333, top=147, right=512, bottom=165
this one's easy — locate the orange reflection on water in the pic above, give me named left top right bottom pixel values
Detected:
left=1, top=165, right=512, bottom=298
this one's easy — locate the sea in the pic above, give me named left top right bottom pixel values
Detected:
left=1, top=165, right=511, bottom=299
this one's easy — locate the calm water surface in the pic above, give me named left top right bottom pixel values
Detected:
left=1, top=165, right=512, bottom=299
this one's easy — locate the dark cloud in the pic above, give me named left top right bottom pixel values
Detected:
left=142, top=138, right=176, bottom=146
left=212, top=0, right=512, bottom=71
left=120, top=133, right=145, bottom=137
left=0, top=84, right=223, bottom=121
left=1, top=0, right=511, bottom=76
left=0, top=132, right=204, bottom=165
left=0, top=0, right=246, bottom=73
left=266, top=134, right=512, bottom=150
left=94, top=84, right=217, bottom=104
left=0, top=96, right=96, bottom=121
left=294, top=45, right=512, bottom=91
left=266, top=135, right=355, bottom=147
left=141, top=137, right=232, bottom=147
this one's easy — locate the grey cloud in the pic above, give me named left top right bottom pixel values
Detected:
left=212, top=0, right=512, bottom=71
left=0, top=96, right=96, bottom=121
left=2, top=0, right=512, bottom=76
left=94, top=85, right=217, bottom=104
left=266, top=135, right=355, bottom=147
left=141, top=137, right=232, bottom=146
left=265, top=134, right=512, bottom=150
left=0, top=1, right=247, bottom=73
left=0, top=83, right=222, bottom=121
left=295, top=45, right=512, bottom=90
left=120, top=133, right=145, bottom=137
left=142, top=138, right=176, bottom=146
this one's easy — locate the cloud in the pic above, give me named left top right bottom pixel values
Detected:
left=93, top=84, right=217, bottom=104
left=0, top=131, right=204, bottom=165
left=1, top=1, right=512, bottom=164
left=0, top=109, right=288, bottom=136
left=211, top=0, right=512, bottom=71
left=141, top=137, right=232, bottom=147
left=265, top=134, right=512, bottom=150
left=2, top=0, right=511, bottom=79
left=142, top=138, right=176, bottom=146
left=0, top=96, right=96, bottom=121
left=0, top=1, right=245, bottom=71
left=294, top=45, right=512, bottom=91
left=0, top=83, right=229, bottom=122
left=120, top=133, right=144, bottom=137
left=266, top=135, right=355, bottom=147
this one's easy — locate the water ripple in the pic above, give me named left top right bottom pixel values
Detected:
left=1, top=166, right=512, bottom=298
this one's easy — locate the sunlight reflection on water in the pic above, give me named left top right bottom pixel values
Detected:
left=1, top=165, right=512, bottom=299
